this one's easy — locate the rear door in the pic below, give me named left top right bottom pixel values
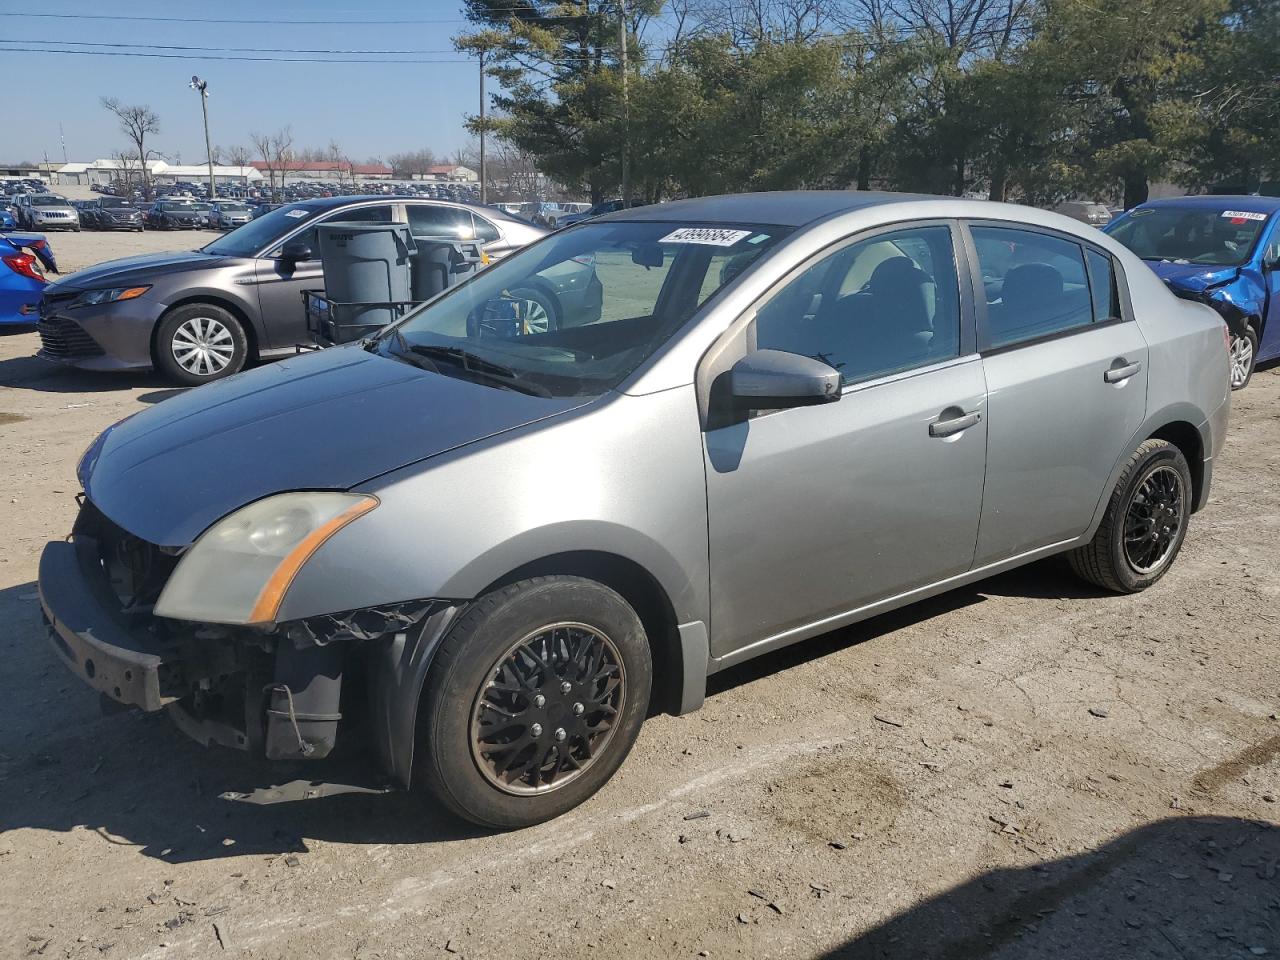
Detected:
left=967, top=222, right=1148, bottom=566
left=252, top=203, right=395, bottom=348
left=1257, top=217, right=1280, bottom=363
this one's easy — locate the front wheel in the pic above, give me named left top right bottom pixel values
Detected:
left=154, top=304, right=248, bottom=385
left=1229, top=325, right=1258, bottom=390
left=416, top=576, right=652, bottom=829
left=507, top=286, right=560, bottom=335
left=1068, top=439, right=1192, bottom=593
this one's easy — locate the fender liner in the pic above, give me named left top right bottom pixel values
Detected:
left=369, top=601, right=465, bottom=788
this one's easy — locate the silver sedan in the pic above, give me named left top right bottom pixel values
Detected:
left=39, top=192, right=1230, bottom=829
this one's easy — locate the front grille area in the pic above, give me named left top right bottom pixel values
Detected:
left=37, top=315, right=105, bottom=359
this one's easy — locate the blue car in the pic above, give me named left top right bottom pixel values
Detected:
left=0, top=207, right=17, bottom=230
left=0, top=232, right=57, bottom=325
left=1106, top=196, right=1280, bottom=389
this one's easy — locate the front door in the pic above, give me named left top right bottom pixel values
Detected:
left=967, top=223, right=1149, bottom=566
left=704, top=223, right=987, bottom=658
left=253, top=203, right=396, bottom=349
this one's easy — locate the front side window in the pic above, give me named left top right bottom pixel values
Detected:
left=407, top=204, right=473, bottom=238
left=377, top=221, right=790, bottom=398
left=753, top=225, right=961, bottom=385
left=972, top=226, right=1094, bottom=348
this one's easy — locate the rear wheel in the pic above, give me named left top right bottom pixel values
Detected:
left=154, top=304, right=248, bottom=385
left=1068, top=439, right=1192, bottom=593
left=1229, top=325, right=1258, bottom=390
left=507, top=286, right=559, bottom=334
left=416, top=576, right=652, bottom=829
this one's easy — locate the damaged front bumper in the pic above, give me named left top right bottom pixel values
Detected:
left=37, top=502, right=463, bottom=785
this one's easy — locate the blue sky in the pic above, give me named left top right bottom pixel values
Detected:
left=1, top=1, right=486, bottom=164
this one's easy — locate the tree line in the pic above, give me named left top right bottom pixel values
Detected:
left=458, top=0, right=1279, bottom=208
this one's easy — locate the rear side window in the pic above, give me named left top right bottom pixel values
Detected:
left=471, top=214, right=500, bottom=243
left=972, top=226, right=1093, bottom=348
left=407, top=204, right=474, bottom=239
left=1085, top=249, right=1121, bottom=322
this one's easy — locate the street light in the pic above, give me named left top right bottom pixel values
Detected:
left=188, top=75, right=215, bottom=201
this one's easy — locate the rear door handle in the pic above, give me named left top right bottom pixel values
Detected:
left=929, top=410, right=982, bottom=438
left=1104, top=359, right=1142, bottom=383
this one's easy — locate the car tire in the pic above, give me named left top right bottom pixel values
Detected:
left=507, top=285, right=560, bottom=335
left=154, top=303, right=249, bottom=385
left=1229, top=324, right=1258, bottom=391
left=416, top=576, right=653, bottom=829
left=1068, top=438, right=1193, bottom=594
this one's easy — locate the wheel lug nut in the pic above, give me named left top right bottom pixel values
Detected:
left=561, top=681, right=572, bottom=694
left=554, top=728, right=567, bottom=741
left=530, top=723, right=543, bottom=737
left=572, top=702, right=584, bottom=716
left=533, top=694, right=546, bottom=708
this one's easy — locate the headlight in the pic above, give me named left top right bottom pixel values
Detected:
left=154, top=492, right=378, bottom=625
left=71, top=285, right=151, bottom=307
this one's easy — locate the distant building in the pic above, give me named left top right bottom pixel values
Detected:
left=413, top=165, right=478, bottom=183
left=249, top=160, right=393, bottom=182
left=54, top=159, right=261, bottom=186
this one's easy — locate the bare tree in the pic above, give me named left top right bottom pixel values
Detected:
left=388, top=148, right=437, bottom=180
left=325, top=140, right=354, bottom=187
left=101, top=97, right=160, bottom=199
left=250, top=127, right=294, bottom=200
left=225, top=144, right=252, bottom=168
left=111, top=150, right=144, bottom=195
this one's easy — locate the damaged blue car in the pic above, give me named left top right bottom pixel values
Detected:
left=1106, top=196, right=1280, bottom=389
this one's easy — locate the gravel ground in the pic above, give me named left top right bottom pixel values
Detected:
left=1, top=230, right=1278, bottom=960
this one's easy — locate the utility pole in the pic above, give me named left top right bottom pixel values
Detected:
left=189, top=75, right=216, bottom=200
left=619, top=0, right=629, bottom=204
left=479, top=50, right=488, bottom=205
left=59, top=123, right=68, bottom=164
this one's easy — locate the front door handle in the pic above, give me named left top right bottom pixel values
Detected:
left=929, top=410, right=982, bottom=438
left=1104, top=359, right=1142, bottom=383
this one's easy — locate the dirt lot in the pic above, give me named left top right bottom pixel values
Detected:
left=1, top=230, right=1278, bottom=960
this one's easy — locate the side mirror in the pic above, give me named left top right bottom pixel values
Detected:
left=280, top=239, right=313, bottom=263
left=728, top=349, right=841, bottom=410
left=631, top=243, right=664, bottom=268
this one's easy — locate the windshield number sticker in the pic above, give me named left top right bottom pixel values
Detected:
left=659, top=227, right=753, bottom=246
left=1221, top=210, right=1266, bottom=221
left=285, top=209, right=308, bottom=218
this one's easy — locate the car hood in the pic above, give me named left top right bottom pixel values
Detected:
left=80, top=346, right=590, bottom=546
left=45, top=250, right=234, bottom=292
left=1144, top=260, right=1240, bottom=293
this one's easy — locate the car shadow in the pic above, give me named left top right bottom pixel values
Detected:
left=709, top=558, right=1107, bottom=698
left=0, top=353, right=164, bottom=393
left=0, top=580, right=489, bottom=864
left=820, top=815, right=1278, bottom=959
left=1, top=559, right=1114, bottom=865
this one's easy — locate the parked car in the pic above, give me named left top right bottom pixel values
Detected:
left=186, top=202, right=216, bottom=228
left=210, top=201, right=253, bottom=229
left=556, top=198, right=647, bottom=229
left=15, top=194, right=80, bottom=232
left=0, top=204, right=17, bottom=230
left=144, top=200, right=203, bottom=230
left=81, top=197, right=145, bottom=232
left=1, top=232, right=57, bottom=324
left=1105, top=195, right=1280, bottom=390
left=36, top=197, right=554, bottom=384
left=1054, top=200, right=1113, bottom=227
left=38, top=192, right=1229, bottom=829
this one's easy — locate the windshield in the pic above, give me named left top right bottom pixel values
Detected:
left=1107, top=206, right=1270, bottom=267
left=30, top=195, right=67, bottom=206
left=201, top=203, right=319, bottom=257
left=101, top=197, right=133, bottom=208
left=189, top=203, right=212, bottom=211
left=375, top=220, right=791, bottom=398
left=218, top=203, right=249, bottom=212
left=157, top=201, right=192, bottom=211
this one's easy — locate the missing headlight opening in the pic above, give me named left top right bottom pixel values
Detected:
left=59, top=496, right=448, bottom=766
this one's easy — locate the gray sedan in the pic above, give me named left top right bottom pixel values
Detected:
left=38, top=192, right=1230, bottom=828
left=35, top=196, right=552, bottom=384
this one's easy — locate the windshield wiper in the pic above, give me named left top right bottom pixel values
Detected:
left=408, top=344, right=553, bottom=398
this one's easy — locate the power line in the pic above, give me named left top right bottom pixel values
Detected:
left=0, top=8, right=591, bottom=25
left=0, top=46, right=468, bottom=64
left=1, top=38, right=466, bottom=55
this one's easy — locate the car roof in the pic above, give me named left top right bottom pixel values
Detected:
left=1130, top=195, right=1280, bottom=215
left=605, top=190, right=943, bottom=227
left=284, top=194, right=524, bottom=225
